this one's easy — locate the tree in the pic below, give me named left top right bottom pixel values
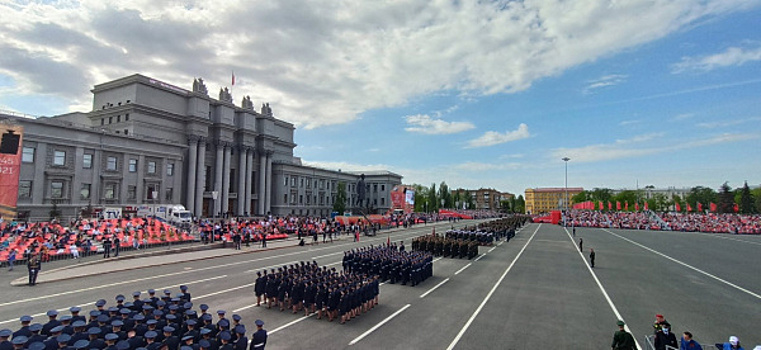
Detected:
left=438, top=182, right=451, bottom=209
left=739, top=181, right=756, bottom=214
left=515, top=195, right=525, bottom=213
left=500, top=199, right=511, bottom=213
left=428, top=183, right=438, bottom=213
left=612, top=190, right=638, bottom=211
left=717, top=182, right=734, bottom=214
left=590, top=188, right=613, bottom=203
left=462, top=191, right=475, bottom=210
left=412, top=184, right=428, bottom=212
left=572, top=191, right=588, bottom=204
left=333, top=182, right=347, bottom=215
left=686, top=186, right=717, bottom=211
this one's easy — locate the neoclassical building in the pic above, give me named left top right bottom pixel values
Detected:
left=2, top=74, right=401, bottom=220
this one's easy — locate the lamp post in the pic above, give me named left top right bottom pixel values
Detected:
left=562, top=157, right=570, bottom=226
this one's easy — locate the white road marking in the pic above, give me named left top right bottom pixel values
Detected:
left=565, top=227, right=641, bottom=350
left=603, top=228, right=761, bottom=300
left=348, top=304, right=411, bottom=346
left=269, top=314, right=315, bottom=335
left=312, top=252, right=343, bottom=260
left=498, top=241, right=504, bottom=246
left=446, top=224, right=541, bottom=350
left=488, top=247, right=495, bottom=252
left=473, top=254, right=485, bottom=262
left=419, top=278, right=449, bottom=298
left=0, top=275, right=227, bottom=326
left=194, top=283, right=255, bottom=300
left=454, top=263, right=472, bottom=275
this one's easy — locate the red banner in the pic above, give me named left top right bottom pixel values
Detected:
left=608, top=201, right=612, bottom=210
left=709, top=202, right=717, bottom=212
left=635, top=202, right=640, bottom=211
left=698, top=203, right=703, bottom=212
left=644, top=202, right=649, bottom=211
left=598, top=201, right=603, bottom=210
left=616, top=201, right=621, bottom=210
left=687, top=203, right=692, bottom=212
left=733, top=203, right=739, bottom=213
left=625, top=201, right=628, bottom=211
left=0, top=123, right=23, bottom=220
left=675, top=203, right=681, bottom=212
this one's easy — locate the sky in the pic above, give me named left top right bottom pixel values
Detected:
left=0, top=0, right=760, bottom=196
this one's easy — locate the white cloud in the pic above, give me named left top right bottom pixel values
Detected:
left=619, top=119, right=640, bottom=126
left=466, top=123, right=530, bottom=148
left=583, top=74, right=627, bottom=94
left=0, top=0, right=754, bottom=128
left=551, top=132, right=756, bottom=163
left=404, top=114, right=475, bottom=135
left=672, top=113, right=695, bottom=121
left=672, top=45, right=761, bottom=73
left=696, top=117, right=761, bottom=128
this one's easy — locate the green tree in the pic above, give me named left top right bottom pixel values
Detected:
left=685, top=186, right=717, bottom=211
left=333, top=182, right=347, bottom=215
left=590, top=188, right=613, bottom=203
left=413, top=184, right=428, bottom=212
left=739, top=181, right=756, bottom=214
left=428, top=183, right=438, bottom=213
left=438, top=182, right=451, bottom=209
left=572, top=191, right=588, bottom=204
left=612, top=190, right=638, bottom=211
left=753, top=187, right=761, bottom=214
left=463, top=191, right=475, bottom=210
left=717, top=182, right=734, bottom=214
left=515, top=195, right=525, bottom=213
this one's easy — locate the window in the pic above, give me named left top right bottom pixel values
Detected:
left=381, top=184, right=385, bottom=191
left=109, top=117, right=113, bottom=124
left=146, top=184, right=159, bottom=200
left=80, top=184, right=91, bottom=199
left=19, top=181, right=31, bottom=198
left=127, top=186, right=136, bottom=200
left=105, top=184, right=117, bottom=199
left=117, top=115, right=121, bottom=123
left=205, top=166, right=212, bottom=191
left=147, top=161, right=156, bottom=174
left=229, top=172, right=235, bottom=193
left=51, top=181, right=64, bottom=199
left=381, top=198, right=385, bottom=205
left=284, top=194, right=288, bottom=204
left=129, top=159, right=137, bottom=172
left=284, top=176, right=288, bottom=186
left=167, top=163, right=174, bottom=176
left=300, top=178, right=304, bottom=187
left=83, top=154, right=93, bottom=169
left=107, top=156, right=118, bottom=171
left=124, top=129, right=128, bottom=135
left=101, top=118, right=105, bottom=126
left=165, top=188, right=173, bottom=201
left=299, top=195, right=303, bottom=204
left=373, top=184, right=378, bottom=192
left=125, top=113, right=129, bottom=121
left=290, top=177, right=296, bottom=187
left=53, top=151, right=66, bottom=166
left=22, top=147, right=34, bottom=163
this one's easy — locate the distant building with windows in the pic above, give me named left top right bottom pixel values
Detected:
left=524, top=187, right=584, bottom=214
left=3, top=74, right=401, bottom=219
left=451, top=188, right=515, bottom=210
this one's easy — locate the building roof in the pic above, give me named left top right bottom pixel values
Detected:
left=527, top=187, right=584, bottom=193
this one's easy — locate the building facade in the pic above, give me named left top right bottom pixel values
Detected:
left=3, top=74, right=401, bottom=219
left=451, top=188, right=515, bottom=211
left=524, top=187, right=584, bottom=214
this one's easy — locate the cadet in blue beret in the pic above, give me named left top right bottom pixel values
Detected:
left=0, top=328, right=13, bottom=350
left=161, top=327, right=178, bottom=350
left=27, top=324, right=44, bottom=344
left=216, top=332, right=232, bottom=350
left=27, top=342, right=45, bottom=350
left=13, top=316, right=33, bottom=339
left=72, top=339, right=89, bottom=350
left=251, top=320, right=266, bottom=350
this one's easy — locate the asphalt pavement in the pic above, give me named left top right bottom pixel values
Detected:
left=1, top=221, right=759, bottom=350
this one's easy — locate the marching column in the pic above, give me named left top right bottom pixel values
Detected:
left=194, top=139, right=206, bottom=218
left=245, top=149, right=254, bottom=216
left=259, top=152, right=266, bottom=215
left=214, top=141, right=223, bottom=217
left=237, top=145, right=246, bottom=216
left=222, top=143, right=231, bottom=216
left=185, top=137, right=198, bottom=215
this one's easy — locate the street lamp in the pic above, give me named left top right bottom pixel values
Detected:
left=562, top=157, right=570, bottom=225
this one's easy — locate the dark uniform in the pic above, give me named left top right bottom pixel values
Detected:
left=611, top=321, right=636, bottom=350
left=249, top=320, right=266, bottom=350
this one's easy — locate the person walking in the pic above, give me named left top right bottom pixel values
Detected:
left=611, top=320, right=636, bottom=350
left=589, top=248, right=595, bottom=268
left=7, top=249, right=16, bottom=271
left=249, top=320, right=266, bottom=350
left=27, top=252, right=41, bottom=286
left=579, top=238, right=583, bottom=252
left=680, top=331, right=703, bottom=350
left=113, top=236, right=121, bottom=257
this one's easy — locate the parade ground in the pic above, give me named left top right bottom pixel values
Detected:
left=1, top=221, right=760, bottom=349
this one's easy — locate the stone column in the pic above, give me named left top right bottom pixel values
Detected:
left=237, top=145, right=246, bottom=216
left=222, top=143, right=231, bottom=216
left=185, top=137, right=198, bottom=214
left=245, top=149, right=254, bottom=216
left=214, top=142, right=223, bottom=217
left=259, top=153, right=266, bottom=215
left=194, top=138, right=206, bottom=218
left=265, top=152, right=272, bottom=215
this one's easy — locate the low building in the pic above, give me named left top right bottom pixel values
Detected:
left=524, top=187, right=583, bottom=214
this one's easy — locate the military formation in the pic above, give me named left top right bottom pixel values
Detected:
left=412, top=235, right=480, bottom=259
left=0, top=288, right=268, bottom=350
left=253, top=261, right=380, bottom=325
left=342, top=245, right=433, bottom=286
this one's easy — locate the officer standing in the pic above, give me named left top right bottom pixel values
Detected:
left=27, top=252, right=42, bottom=286
left=249, top=320, right=266, bottom=350
left=103, top=237, right=112, bottom=259
left=589, top=248, right=595, bottom=268
left=611, top=320, right=636, bottom=350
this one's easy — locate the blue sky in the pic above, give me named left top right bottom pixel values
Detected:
left=0, top=0, right=759, bottom=196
